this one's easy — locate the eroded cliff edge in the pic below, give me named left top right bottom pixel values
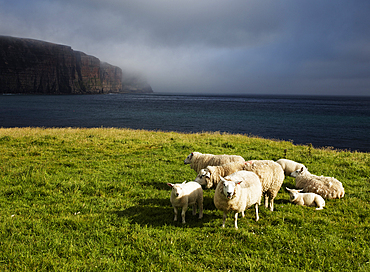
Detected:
left=0, top=36, right=153, bottom=94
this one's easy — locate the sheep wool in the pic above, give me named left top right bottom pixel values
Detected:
left=213, top=170, right=262, bottom=229
left=167, top=181, right=203, bottom=224
left=276, top=159, right=306, bottom=176
left=243, top=160, right=285, bottom=211
left=291, top=167, right=345, bottom=199
left=286, top=187, right=325, bottom=210
left=184, top=152, right=245, bottom=174
left=195, top=161, right=246, bottom=189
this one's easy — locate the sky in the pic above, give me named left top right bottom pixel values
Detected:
left=1, top=0, right=370, bottom=96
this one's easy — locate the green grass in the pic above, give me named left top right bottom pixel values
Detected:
left=0, top=127, right=369, bottom=271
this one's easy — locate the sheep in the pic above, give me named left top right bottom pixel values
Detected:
left=167, top=181, right=203, bottom=224
left=194, top=161, right=246, bottom=189
left=285, top=187, right=325, bottom=210
left=184, top=152, right=245, bottom=174
left=276, top=159, right=306, bottom=176
left=243, top=160, right=285, bottom=211
left=213, top=170, right=262, bottom=229
left=291, top=167, right=345, bottom=199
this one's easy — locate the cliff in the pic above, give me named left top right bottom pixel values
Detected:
left=0, top=36, right=153, bottom=94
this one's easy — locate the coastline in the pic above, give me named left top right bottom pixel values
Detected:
left=0, top=93, right=369, bottom=153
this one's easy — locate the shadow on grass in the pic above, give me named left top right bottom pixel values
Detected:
left=274, top=198, right=290, bottom=205
left=141, top=181, right=171, bottom=191
left=115, top=196, right=219, bottom=228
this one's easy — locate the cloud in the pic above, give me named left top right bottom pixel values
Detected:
left=1, top=0, right=370, bottom=95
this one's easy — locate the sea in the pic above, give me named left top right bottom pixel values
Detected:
left=1, top=93, right=369, bottom=153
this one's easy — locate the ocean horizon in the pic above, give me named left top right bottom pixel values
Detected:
left=1, top=92, right=369, bottom=153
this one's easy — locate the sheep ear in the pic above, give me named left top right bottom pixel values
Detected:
left=206, top=172, right=211, bottom=178
left=182, top=180, right=187, bottom=184
left=167, top=183, right=174, bottom=188
left=219, top=176, right=226, bottom=182
left=286, top=187, right=291, bottom=192
left=236, top=180, right=243, bottom=185
left=298, top=189, right=303, bottom=192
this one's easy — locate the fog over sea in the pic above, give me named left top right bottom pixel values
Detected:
left=1, top=93, right=369, bottom=153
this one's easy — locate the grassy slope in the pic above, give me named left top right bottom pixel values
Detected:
left=0, top=127, right=369, bottom=271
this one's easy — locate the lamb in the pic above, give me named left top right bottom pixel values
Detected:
left=243, top=160, right=285, bottom=211
left=184, top=152, right=245, bottom=174
left=276, top=159, right=306, bottom=176
left=213, top=170, right=262, bottom=229
left=194, top=161, right=246, bottom=189
left=291, top=167, right=345, bottom=199
left=167, top=181, right=203, bottom=224
left=286, top=187, right=325, bottom=210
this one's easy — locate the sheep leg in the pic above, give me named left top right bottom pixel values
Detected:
left=241, top=211, right=245, bottom=218
left=181, top=205, right=188, bottom=224
left=254, top=203, right=259, bottom=221
left=198, top=201, right=203, bottom=219
left=264, top=195, right=269, bottom=209
left=269, top=198, right=274, bottom=212
left=192, top=204, right=197, bottom=216
left=173, top=207, right=178, bottom=222
left=222, top=212, right=227, bottom=228
left=234, top=213, right=239, bottom=229
left=315, top=200, right=324, bottom=210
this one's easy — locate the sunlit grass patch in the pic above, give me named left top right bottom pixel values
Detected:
left=0, top=127, right=369, bottom=271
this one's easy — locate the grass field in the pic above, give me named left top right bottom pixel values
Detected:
left=0, top=127, right=369, bottom=271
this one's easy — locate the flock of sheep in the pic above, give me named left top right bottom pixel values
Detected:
left=167, top=152, right=345, bottom=229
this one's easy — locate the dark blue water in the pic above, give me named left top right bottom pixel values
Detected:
left=1, top=93, right=369, bottom=152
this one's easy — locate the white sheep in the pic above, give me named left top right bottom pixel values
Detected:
left=213, top=171, right=262, bottom=229
left=286, top=187, right=325, bottom=210
left=184, top=152, right=245, bottom=174
left=276, top=159, right=306, bottom=176
left=291, top=167, right=345, bottom=199
left=194, top=161, right=246, bottom=189
left=167, top=181, right=203, bottom=224
left=243, top=160, right=285, bottom=212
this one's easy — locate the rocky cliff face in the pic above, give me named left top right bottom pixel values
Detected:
left=0, top=36, right=153, bottom=94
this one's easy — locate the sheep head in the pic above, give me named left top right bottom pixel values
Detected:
left=167, top=181, right=187, bottom=197
left=243, top=160, right=256, bottom=171
left=286, top=187, right=303, bottom=201
left=195, top=168, right=208, bottom=186
left=184, top=152, right=197, bottom=164
left=220, top=176, right=242, bottom=199
left=184, top=153, right=192, bottom=164
left=290, top=166, right=307, bottom=177
left=194, top=167, right=212, bottom=187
